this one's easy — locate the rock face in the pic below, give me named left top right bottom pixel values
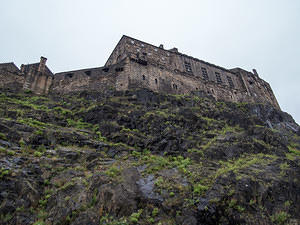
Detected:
left=0, top=88, right=299, bottom=225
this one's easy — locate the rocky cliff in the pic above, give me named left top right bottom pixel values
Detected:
left=0, top=88, right=299, bottom=225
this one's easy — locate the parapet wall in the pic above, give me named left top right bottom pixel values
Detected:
left=51, top=60, right=128, bottom=94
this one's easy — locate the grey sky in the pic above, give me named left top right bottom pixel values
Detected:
left=1, top=0, right=299, bottom=123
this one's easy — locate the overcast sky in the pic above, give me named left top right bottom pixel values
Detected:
left=1, top=0, right=299, bottom=123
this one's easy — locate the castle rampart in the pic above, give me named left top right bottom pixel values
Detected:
left=0, top=35, right=280, bottom=109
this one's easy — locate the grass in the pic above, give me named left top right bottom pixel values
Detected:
left=105, top=166, right=121, bottom=178
left=215, top=153, right=277, bottom=179
left=193, top=183, right=209, bottom=195
left=271, top=211, right=290, bottom=225
left=17, top=117, right=49, bottom=129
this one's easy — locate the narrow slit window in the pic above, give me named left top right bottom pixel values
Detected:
left=142, top=75, right=145, bottom=80
left=155, top=78, right=158, bottom=84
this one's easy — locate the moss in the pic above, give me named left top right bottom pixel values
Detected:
left=287, top=145, right=300, bottom=156
left=253, top=138, right=272, bottom=149
left=152, top=207, right=159, bottom=217
left=271, top=211, right=290, bottom=225
left=105, top=166, right=121, bottom=178
left=193, top=183, right=209, bottom=195
left=129, top=209, right=143, bottom=224
left=67, top=118, right=93, bottom=129
left=34, top=151, right=43, bottom=157
left=0, top=168, right=11, bottom=179
left=0, top=132, right=7, bottom=140
left=17, top=117, right=48, bottom=129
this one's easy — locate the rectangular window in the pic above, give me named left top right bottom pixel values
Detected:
left=201, top=67, right=209, bottom=80
left=184, top=61, right=192, bottom=73
left=215, top=72, right=222, bottom=84
left=227, top=76, right=234, bottom=88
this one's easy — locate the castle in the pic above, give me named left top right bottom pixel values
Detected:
left=0, top=35, right=280, bottom=109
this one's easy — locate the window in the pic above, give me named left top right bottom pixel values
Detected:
left=142, top=75, right=145, bottom=80
left=215, top=72, right=222, bottom=84
left=85, top=71, right=91, bottom=76
left=201, top=67, right=208, bottom=80
left=115, top=67, right=124, bottom=72
left=184, top=61, right=192, bottom=73
left=66, top=73, right=73, bottom=78
left=155, top=78, right=158, bottom=84
left=173, top=83, right=178, bottom=89
left=227, top=76, right=234, bottom=88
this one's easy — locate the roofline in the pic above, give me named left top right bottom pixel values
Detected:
left=104, top=35, right=127, bottom=66
left=23, top=63, right=54, bottom=75
left=121, top=35, right=238, bottom=75
left=0, top=62, right=19, bottom=69
left=55, top=66, right=104, bottom=75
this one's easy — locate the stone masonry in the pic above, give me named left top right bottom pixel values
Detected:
left=0, top=35, right=280, bottom=109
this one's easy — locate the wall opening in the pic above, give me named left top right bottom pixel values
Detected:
left=66, top=73, right=73, bottom=78
left=215, top=72, right=222, bottom=84
left=155, top=78, right=158, bottom=84
left=142, top=75, right=145, bottom=80
left=184, top=61, right=192, bottom=73
left=115, top=67, right=124, bottom=72
left=201, top=67, right=209, bottom=80
left=85, top=71, right=91, bottom=76
left=227, top=76, right=234, bottom=88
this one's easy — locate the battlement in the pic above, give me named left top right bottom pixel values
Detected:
left=0, top=36, right=280, bottom=109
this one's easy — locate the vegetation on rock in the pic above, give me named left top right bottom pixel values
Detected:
left=0, top=89, right=299, bottom=225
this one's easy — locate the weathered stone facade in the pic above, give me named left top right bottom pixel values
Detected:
left=104, top=35, right=279, bottom=109
left=0, top=35, right=280, bottom=109
left=0, top=63, right=24, bottom=91
left=21, top=57, right=53, bottom=95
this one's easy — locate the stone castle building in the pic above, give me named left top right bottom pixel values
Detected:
left=0, top=35, right=280, bottom=109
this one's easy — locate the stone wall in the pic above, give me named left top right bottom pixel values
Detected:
left=52, top=60, right=128, bottom=94
left=106, top=36, right=280, bottom=109
left=22, top=57, right=54, bottom=95
left=23, top=70, right=53, bottom=95
left=0, top=36, right=280, bottom=109
left=0, top=63, right=24, bottom=91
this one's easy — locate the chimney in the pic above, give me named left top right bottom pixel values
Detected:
left=38, top=56, right=47, bottom=73
left=159, top=44, right=164, bottom=49
left=20, top=64, right=25, bottom=73
left=252, top=69, right=258, bottom=76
